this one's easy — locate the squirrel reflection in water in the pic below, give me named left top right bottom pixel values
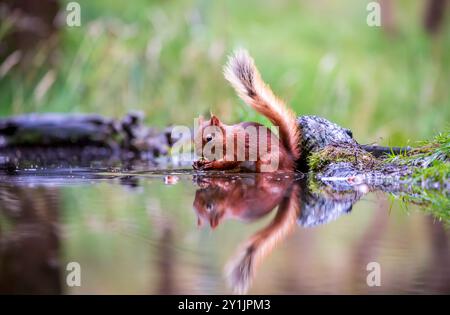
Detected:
left=193, top=173, right=301, bottom=294
left=192, top=173, right=363, bottom=294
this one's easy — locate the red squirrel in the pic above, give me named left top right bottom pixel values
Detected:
left=193, top=49, right=301, bottom=172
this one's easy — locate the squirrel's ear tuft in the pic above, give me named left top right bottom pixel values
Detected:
left=197, top=115, right=204, bottom=125
left=210, top=115, right=220, bottom=126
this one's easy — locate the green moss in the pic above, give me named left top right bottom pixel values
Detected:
left=307, top=131, right=449, bottom=224
left=306, top=175, right=323, bottom=195
left=307, top=143, right=379, bottom=172
left=410, top=160, right=449, bottom=186
left=386, top=130, right=449, bottom=167
left=385, top=130, right=449, bottom=186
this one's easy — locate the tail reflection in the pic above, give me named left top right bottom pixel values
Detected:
left=225, top=184, right=300, bottom=294
left=193, top=174, right=301, bottom=293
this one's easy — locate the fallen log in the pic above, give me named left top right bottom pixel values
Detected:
left=0, top=112, right=177, bottom=169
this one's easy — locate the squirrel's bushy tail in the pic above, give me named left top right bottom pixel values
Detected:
left=224, top=49, right=301, bottom=161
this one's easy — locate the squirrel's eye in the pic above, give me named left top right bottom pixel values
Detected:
left=206, top=134, right=213, bottom=142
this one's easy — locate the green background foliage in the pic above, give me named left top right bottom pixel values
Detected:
left=1, top=0, right=449, bottom=143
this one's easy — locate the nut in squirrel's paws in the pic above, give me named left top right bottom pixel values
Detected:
left=193, top=159, right=213, bottom=170
left=193, top=158, right=206, bottom=170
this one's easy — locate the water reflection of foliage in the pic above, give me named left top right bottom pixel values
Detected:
left=0, top=184, right=61, bottom=294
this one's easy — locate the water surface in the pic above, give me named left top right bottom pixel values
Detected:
left=0, top=168, right=449, bottom=294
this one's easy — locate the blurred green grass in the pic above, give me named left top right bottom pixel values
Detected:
left=0, top=0, right=449, bottom=145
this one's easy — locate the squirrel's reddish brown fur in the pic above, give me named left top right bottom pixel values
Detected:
left=193, top=49, right=301, bottom=172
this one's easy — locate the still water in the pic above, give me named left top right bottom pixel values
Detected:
left=0, top=168, right=449, bottom=294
